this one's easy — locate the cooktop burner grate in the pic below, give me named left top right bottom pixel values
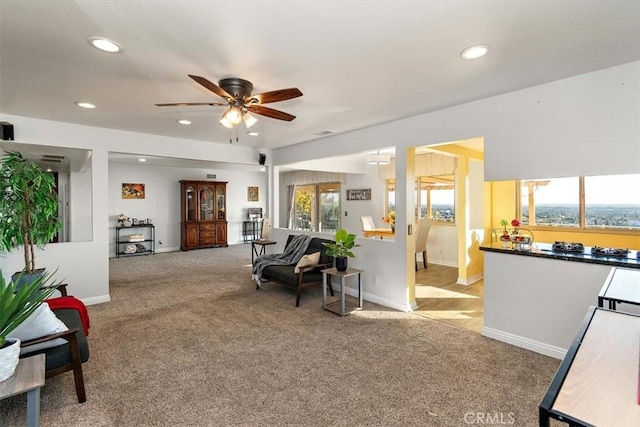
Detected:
left=590, top=246, right=631, bottom=258
left=551, top=241, right=585, bottom=253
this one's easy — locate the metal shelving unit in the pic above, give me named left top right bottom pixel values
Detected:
left=115, top=224, right=155, bottom=258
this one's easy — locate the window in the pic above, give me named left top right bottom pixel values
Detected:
left=292, top=183, right=341, bottom=233
left=585, top=174, right=640, bottom=229
left=388, top=176, right=455, bottom=223
left=517, top=173, right=639, bottom=230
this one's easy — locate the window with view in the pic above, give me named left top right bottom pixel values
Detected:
left=518, top=173, right=639, bottom=230
left=292, top=183, right=341, bottom=233
left=387, top=177, right=455, bottom=223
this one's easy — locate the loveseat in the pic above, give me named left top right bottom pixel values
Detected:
left=256, top=234, right=335, bottom=306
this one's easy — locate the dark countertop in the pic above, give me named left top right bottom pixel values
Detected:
left=480, top=242, right=640, bottom=270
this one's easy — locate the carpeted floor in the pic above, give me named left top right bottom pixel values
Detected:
left=1, top=245, right=560, bottom=426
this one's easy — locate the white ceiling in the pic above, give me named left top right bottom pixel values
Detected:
left=1, top=1, right=639, bottom=154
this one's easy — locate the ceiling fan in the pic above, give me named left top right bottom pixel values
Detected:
left=156, top=75, right=303, bottom=130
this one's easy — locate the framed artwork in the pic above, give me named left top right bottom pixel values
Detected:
left=248, top=186, right=259, bottom=202
left=346, top=188, right=371, bottom=201
left=122, top=183, right=145, bottom=199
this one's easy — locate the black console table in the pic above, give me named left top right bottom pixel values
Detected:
left=115, top=224, right=155, bottom=258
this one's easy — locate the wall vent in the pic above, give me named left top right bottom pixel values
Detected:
left=41, top=154, right=66, bottom=163
left=206, top=173, right=217, bottom=179
left=315, top=130, right=334, bottom=136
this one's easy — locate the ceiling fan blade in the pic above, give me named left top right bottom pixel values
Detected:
left=247, top=105, right=296, bottom=121
left=247, top=88, right=303, bottom=104
left=155, top=102, right=226, bottom=107
left=188, top=74, right=233, bottom=101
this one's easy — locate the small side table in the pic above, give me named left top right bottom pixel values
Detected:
left=0, top=353, right=45, bottom=427
left=251, top=239, right=277, bottom=264
left=322, top=267, right=363, bottom=316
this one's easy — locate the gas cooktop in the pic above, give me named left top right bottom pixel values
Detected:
left=590, top=246, right=632, bottom=258
left=551, top=241, right=585, bottom=253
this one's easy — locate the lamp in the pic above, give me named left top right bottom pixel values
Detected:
left=219, top=108, right=258, bottom=129
left=242, top=111, right=258, bottom=128
left=366, top=151, right=391, bottom=165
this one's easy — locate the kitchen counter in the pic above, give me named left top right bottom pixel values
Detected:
left=480, top=242, right=640, bottom=269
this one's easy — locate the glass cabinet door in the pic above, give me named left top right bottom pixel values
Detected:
left=216, top=185, right=225, bottom=220
left=186, top=185, right=196, bottom=221
left=199, top=185, right=214, bottom=221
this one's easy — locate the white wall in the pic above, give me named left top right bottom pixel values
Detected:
left=109, top=162, right=267, bottom=255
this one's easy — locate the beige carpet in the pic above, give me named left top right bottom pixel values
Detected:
left=1, top=244, right=560, bottom=426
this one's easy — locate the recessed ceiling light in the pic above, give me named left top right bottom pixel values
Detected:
left=461, top=44, right=491, bottom=60
left=75, top=101, right=96, bottom=109
left=138, top=158, right=146, bottom=162
left=177, top=119, right=191, bottom=125
left=247, top=131, right=259, bottom=136
left=88, top=37, right=123, bottom=53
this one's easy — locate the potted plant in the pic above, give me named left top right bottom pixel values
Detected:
left=322, top=228, right=360, bottom=272
left=0, top=151, right=61, bottom=284
left=0, top=270, right=59, bottom=381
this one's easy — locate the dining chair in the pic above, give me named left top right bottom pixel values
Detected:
left=360, top=215, right=375, bottom=231
left=415, top=218, right=432, bottom=271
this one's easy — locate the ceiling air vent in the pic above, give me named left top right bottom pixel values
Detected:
left=41, top=154, right=66, bottom=163
left=315, top=130, right=334, bottom=136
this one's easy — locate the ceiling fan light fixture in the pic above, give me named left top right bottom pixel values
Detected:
left=366, top=153, right=391, bottom=165
left=219, top=115, right=232, bottom=129
left=224, top=107, right=243, bottom=125
left=243, top=112, right=258, bottom=128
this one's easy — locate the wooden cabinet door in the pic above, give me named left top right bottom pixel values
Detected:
left=198, top=184, right=215, bottom=222
left=215, top=222, right=227, bottom=246
left=184, top=223, right=199, bottom=249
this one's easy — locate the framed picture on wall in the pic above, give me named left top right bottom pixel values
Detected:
left=346, top=188, right=371, bottom=201
left=122, top=183, right=145, bottom=199
left=248, top=186, right=259, bottom=202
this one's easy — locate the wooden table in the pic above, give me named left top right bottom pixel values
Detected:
left=539, top=307, right=640, bottom=426
left=598, top=267, right=640, bottom=311
left=0, top=353, right=45, bottom=427
left=363, top=228, right=394, bottom=239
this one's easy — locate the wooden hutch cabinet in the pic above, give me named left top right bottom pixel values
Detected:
left=180, top=180, right=228, bottom=250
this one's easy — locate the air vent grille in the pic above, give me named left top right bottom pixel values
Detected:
left=41, top=154, right=66, bottom=163
left=315, top=130, right=334, bottom=136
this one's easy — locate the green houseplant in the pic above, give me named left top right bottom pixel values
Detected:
left=0, top=151, right=61, bottom=280
left=0, top=270, right=59, bottom=381
left=322, top=228, right=360, bottom=271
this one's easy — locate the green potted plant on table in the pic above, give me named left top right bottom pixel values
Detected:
left=0, top=271, right=59, bottom=381
left=0, top=151, right=61, bottom=285
left=322, top=228, right=360, bottom=272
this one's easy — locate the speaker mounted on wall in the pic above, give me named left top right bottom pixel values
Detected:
left=0, top=121, right=14, bottom=141
left=258, top=153, right=266, bottom=166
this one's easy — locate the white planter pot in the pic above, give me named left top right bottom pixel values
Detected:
left=0, top=338, right=21, bottom=382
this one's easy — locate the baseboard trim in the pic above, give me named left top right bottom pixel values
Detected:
left=482, top=327, right=566, bottom=359
left=456, top=273, right=483, bottom=286
left=340, top=286, right=413, bottom=312
left=82, top=295, right=111, bottom=306
left=429, top=259, right=457, bottom=268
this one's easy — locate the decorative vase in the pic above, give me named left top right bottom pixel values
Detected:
left=335, top=256, right=348, bottom=272
left=0, top=338, right=21, bottom=382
